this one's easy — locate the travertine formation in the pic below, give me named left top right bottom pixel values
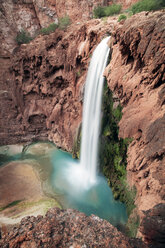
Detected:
left=0, top=18, right=117, bottom=151
left=105, top=10, right=165, bottom=240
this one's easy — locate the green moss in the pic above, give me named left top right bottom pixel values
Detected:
left=99, top=82, right=136, bottom=218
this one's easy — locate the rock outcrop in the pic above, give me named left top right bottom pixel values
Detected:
left=0, top=0, right=138, bottom=55
left=0, top=207, right=148, bottom=248
left=140, top=203, right=165, bottom=248
left=105, top=10, right=165, bottom=243
left=0, top=18, right=116, bottom=151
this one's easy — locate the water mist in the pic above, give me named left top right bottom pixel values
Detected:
left=51, top=37, right=128, bottom=226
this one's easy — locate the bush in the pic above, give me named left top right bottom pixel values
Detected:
left=58, top=15, right=71, bottom=30
left=118, top=14, right=127, bottom=22
left=93, top=4, right=122, bottom=18
left=93, top=6, right=106, bottom=18
left=16, top=29, right=33, bottom=45
left=104, top=4, right=122, bottom=16
left=131, top=0, right=165, bottom=14
left=40, top=23, right=58, bottom=35
left=40, top=16, right=71, bottom=35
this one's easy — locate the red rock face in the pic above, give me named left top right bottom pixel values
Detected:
left=117, top=0, right=139, bottom=9
left=105, top=10, right=165, bottom=239
left=0, top=207, right=148, bottom=248
left=0, top=19, right=116, bottom=151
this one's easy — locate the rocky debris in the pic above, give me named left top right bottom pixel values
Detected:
left=0, top=18, right=117, bottom=151
left=0, top=207, right=148, bottom=248
left=105, top=9, right=165, bottom=240
left=139, top=203, right=165, bottom=248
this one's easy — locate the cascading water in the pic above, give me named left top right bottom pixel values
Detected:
left=0, top=37, right=127, bottom=227
left=80, top=36, right=110, bottom=185
left=49, top=37, right=128, bottom=226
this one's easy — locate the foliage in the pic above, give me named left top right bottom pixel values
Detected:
left=40, top=16, right=71, bottom=36
left=118, top=14, right=127, bottom=22
left=131, top=0, right=165, bottom=14
left=93, top=6, right=106, bottom=18
left=40, top=23, right=58, bottom=35
left=93, top=4, right=122, bottom=18
left=104, top=4, right=122, bottom=16
left=16, top=29, right=33, bottom=45
left=99, top=82, right=135, bottom=218
left=58, top=15, right=71, bottom=30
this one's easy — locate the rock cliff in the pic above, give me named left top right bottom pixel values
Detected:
left=0, top=18, right=116, bottom=151
left=0, top=207, right=148, bottom=248
left=105, top=10, right=165, bottom=244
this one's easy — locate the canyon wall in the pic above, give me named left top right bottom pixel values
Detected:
left=0, top=0, right=138, bottom=55
left=105, top=10, right=165, bottom=245
left=0, top=1, right=165, bottom=247
left=0, top=18, right=116, bottom=151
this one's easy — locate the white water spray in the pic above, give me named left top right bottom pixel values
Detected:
left=80, top=36, right=110, bottom=185
left=51, top=37, right=128, bottom=226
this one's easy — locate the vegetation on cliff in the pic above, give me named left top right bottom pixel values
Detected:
left=99, top=83, right=135, bottom=215
left=16, top=16, right=71, bottom=44
left=40, top=23, right=58, bottom=35
left=93, top=4, right=121, bottom=18
left=130, top=0, right=165, bottom=14
left=16, top=29, right=33, bottom=45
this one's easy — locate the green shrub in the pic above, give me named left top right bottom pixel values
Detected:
left=93, top=6, right=106, bottom=18
left=40, top=23, right=58, bottom=35
left=16, top=29, right=33, bottom=45
left=104, top=4, right=122, bottom=16
left=93, top=4, right=122, bottom=18
left=58, top=15, right=71, bottom=30
left=131, top=0, right=165, bottom=14
left=118, top=14, right=127, bottom=22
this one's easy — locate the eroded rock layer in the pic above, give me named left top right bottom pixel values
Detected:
left=105, top=10, right=165, bottom=240
left=0, top=19, right=116, bottom=151
left=0, top=207, right=148, bottom=248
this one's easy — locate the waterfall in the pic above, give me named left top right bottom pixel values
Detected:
left=51, top=36, right=127, bottom=225
left=80, top=36, right=110, bottom=185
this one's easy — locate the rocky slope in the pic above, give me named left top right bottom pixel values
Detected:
left=0, top=207, right=148, bottom=248
left=0, top=0, right=138, bottom=55
left=105, top=10, right=165, bottom=245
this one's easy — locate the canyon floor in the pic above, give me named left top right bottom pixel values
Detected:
left=0, top=145, right=60, bottom=227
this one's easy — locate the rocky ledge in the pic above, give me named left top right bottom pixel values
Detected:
left=105, top=10, right=165, bottom=243
left=0, top=207, right=148, bottom=248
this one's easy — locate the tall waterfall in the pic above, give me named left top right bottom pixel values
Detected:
left=80, top=36, right=110, bottom=185
left=51, top=36, right=127, bottom=225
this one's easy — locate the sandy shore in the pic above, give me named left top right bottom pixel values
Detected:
left=0, top=160, right=60, bottom=226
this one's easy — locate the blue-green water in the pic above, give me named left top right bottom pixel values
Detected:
left=0, top=142, right=127, bottom=227
left=50, top=149, right=127, bottom=227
